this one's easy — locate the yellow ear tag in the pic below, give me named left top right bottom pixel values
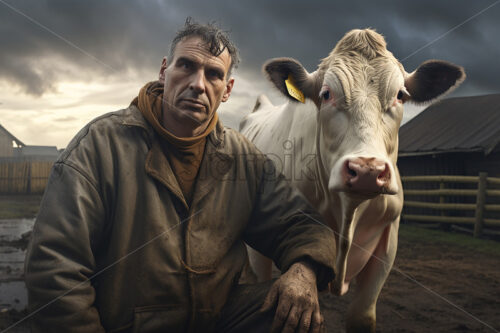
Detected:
left=285, top=74, right=305, bottom=103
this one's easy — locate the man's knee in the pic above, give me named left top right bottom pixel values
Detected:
left=215, top=281, right=275, bottom=332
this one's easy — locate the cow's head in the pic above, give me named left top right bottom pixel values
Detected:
left=264, top=29, right=465, bottom=197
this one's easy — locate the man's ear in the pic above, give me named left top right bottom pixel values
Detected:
left=264, top=58, right=322, bottom=104
left=222, top=78, right=234, bottom=102
left=159, top=57, right=168, bottom=83
left=405, top=60, right=466, bottom=104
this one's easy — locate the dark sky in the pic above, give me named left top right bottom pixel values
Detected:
left=0, top=0, right=499, bottom=147
left=1, top=0, right=499, bottom=96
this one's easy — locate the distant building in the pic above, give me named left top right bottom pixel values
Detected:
left=398, top=93, right=500, bottom=223
left=0, top=124, right=60, bottom=161
left=13, top=145, right=60, bottom=161
left=398, top=93, right=500, bottom=177
left=0, top=124, right=25, bottom=158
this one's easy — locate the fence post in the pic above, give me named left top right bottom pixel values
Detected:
left=439, top=181, right=450, bottom=230
left=474, top=172, right=487, bottom=238
left=27, top=161, right=32, bottom=194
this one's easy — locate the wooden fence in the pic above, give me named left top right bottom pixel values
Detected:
left=0, top=160, right=53, bottom=194
left=402, top=172, right=500, bottom=237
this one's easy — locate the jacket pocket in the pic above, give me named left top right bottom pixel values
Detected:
left=132, top=305, right=186, bottom=333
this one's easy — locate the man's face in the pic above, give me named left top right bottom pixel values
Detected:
left=159, top=36, right=234, bottom=137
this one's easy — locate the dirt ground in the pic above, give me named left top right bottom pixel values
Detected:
left=1, top=221, right=499, bottom=332
left=321, top=224, right=500, bottom=332
left=0, top=195, right=42, bottom=220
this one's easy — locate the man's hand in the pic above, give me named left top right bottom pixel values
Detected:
left=260, top=261, right=325, bottom=333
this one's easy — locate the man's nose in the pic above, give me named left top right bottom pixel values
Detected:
left=189, top=70, right=206, bottom=94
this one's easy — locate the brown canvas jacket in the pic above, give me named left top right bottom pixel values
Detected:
left=24, top=105, right=336, bottom=332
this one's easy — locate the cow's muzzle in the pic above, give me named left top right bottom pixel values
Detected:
left=342, top=157, right=396, bottom=195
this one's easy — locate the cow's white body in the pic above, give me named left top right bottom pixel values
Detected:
left=240, top=29, right=465, bottom=332
left=241, top=94, right=402, bottom=330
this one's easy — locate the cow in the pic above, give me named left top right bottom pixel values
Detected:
left=239, top=29, right=465, bottom=332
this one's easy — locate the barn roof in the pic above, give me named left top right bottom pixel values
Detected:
left=16, top=145, right=60, bottom=157
left=399, top=93, right=500, bottom=157
left=0, top=124, right=25, bottom=147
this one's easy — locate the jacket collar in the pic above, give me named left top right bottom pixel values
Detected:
left=123, top=104, right=226, bottom=151
left=124, top=105, right=233, bottom=209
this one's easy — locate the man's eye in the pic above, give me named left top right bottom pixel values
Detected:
left=207, top=70, right=222, bottom=79
left=177, top=60, right=192, bottom=70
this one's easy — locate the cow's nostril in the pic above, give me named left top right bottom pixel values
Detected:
left=377, top=164, right=390, bottom=181
left=348, top=167, right=357, bottom=177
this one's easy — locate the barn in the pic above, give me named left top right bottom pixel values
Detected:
left=0, top=124, right=60, bottom=161
left=0, top=124, right=25, bottom=158
left=398, top=93, right=500, bottom=177
left=0, top=124, right=60, bottom=194
left=397, top=93, right=500, bottom=236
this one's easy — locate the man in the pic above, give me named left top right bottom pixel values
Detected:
left=25, top=19, right=336, bottom=332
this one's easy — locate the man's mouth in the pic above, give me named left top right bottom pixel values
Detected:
left=179, top=98, right=206, bottom=111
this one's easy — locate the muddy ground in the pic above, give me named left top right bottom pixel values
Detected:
left=321, top=225, right=500, bottom=332
left=0, top=221, right=499, bottom=332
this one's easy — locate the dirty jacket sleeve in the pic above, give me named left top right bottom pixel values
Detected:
left=243, top=157, right=336, bottom=290
left=24, top=162, right=106, bottom=332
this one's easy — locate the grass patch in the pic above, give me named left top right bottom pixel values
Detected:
left=0, top=195, right=42, bottom=219
left=399, top=223, right=500, bottom=257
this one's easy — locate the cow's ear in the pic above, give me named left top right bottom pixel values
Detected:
left=264, top=58, right=321, bottom=103
left=405, top=60, right=465, bottom=104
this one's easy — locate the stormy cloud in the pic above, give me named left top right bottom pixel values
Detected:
left=0, top=0, right=499, bottom=147
left=0, top=0, right=498, bottom=96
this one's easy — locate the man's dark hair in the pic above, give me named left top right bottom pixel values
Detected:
left=168, top=18, right=240, bottom=79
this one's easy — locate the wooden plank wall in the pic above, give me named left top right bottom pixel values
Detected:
left=0, top=161, right=53, bottom=194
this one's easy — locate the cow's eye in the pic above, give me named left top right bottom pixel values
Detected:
left=321, top=90, right=330, bottom=101
left=320, top=86, right=336, bottom=106
left=395, top=87, right=410, bottom=104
